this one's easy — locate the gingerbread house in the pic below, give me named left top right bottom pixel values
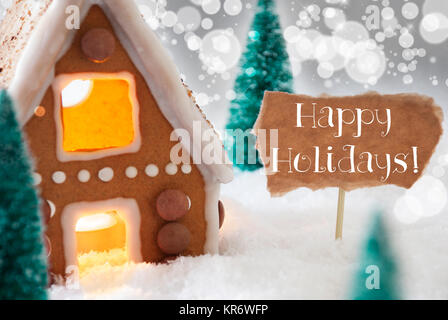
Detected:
left=0, top=0, right=233, bottom=280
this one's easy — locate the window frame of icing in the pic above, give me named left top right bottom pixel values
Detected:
left=52, top=71, right=141, bottom=162
left=61, top=198, right=143, bottom=278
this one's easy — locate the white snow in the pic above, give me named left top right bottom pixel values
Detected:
left=50, top=172, right=448, bottom=300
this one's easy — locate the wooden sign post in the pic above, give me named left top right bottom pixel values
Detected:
left=335, top=188, right=345, bottom=240
left=253, top=91, right=443, bottom=239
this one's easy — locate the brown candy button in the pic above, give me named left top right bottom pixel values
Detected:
left=157, top=223, right=191, bottom=255
left=41, top=200, right=51, bottom=225
left=218, top=200, right=225, bottom=229
left=156, top=189, right=190, bottom=221
left=81, top=28, right=115, bottom=63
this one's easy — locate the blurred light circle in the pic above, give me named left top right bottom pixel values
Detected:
left=202, top=0, right=221, bottom=15
left=200, top=29, right=241, bottom=73
left=225, top=90, right=236, bottom=100
left=162, top=11, right=177, bottom=27
left=291, top=62, right=302, bottom=76
left=408, top=62, right=417, bottom=71
left=284, top=25, right=302, bottom=43
left=294, top=38, right=314, bottom=60
left=357, top=51, right=380, bottom=74
left=195, top=93, right=210, bottom=107
left=382, top=17, right=399, bottom=31
left=187, top=35, right=202, bottom=51
left=399, top=32, right=414, bottom=48
left=345, top=46, right=386, bottom=84
left=173, top=23, right=185, bottom=34
left=291, top=29, right=322, bottom=61
left=299, top=10, right=308, bottom=20
left=421, top=13, right=441, bottom=32
left=410, top=176, right=447, bottom=217
left=381, top=7, right=395, bottom=20
left=323, top=7, right=346, bottom=30
left=317, top=62, right=334, bottom=79
left=334, top=21, right=369, bottom=43
left=313, top=36, right=337, bottom=62
left=307, top=4, right=321, bottom=17
left=201, top=18, right=213, bottom=30
left=224, top=0, right=242, bottom=16
left=177, top=6, right=201, bottom=31
left=394, top=196, right=421, bottom=224
left=420, top=13, right=448, bottom=44
left=417, top=48, right=427, bottom=57
left=402, top=2, right=419, bottom=20
left=432, top=166, right=445, bottom=178
left=375, top=32, right=386, bottom=42
left=398, top=62, right=408, bottom=73
left=422, top=0, right=448, bottom=17
left=403, top=74, right=413, bottom=84
left=402, top=48, right=415, bottom=60
left=0, top=0, right=13, bottom=8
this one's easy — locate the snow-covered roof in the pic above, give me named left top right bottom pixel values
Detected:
left=0, top=0, right=233, bottom=184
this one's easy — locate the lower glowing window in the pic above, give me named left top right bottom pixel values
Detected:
left=75, top=211, right=128, bottom=274
left=60, top=77, right=135, bottom=152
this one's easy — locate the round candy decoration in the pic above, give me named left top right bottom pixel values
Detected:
left=156, top=189, right=190, bottom=221
left=218, top=200, right=225, bottom=229
left=81, top=28, right=116, bottom=63
left=157, top=223, right=191, bottom=255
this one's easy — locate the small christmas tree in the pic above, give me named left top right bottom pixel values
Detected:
left=351, top=211, right=400, bottom=300
left=0, top=91, right=48, bottom=300
left=225, top=0, right=293, bottom=171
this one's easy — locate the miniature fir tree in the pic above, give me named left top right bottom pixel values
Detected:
left=351, top=211, right=400, bottom=300
left=225, top=0, right=293, bottom=171
left=0, top=91, right=48, bottom=300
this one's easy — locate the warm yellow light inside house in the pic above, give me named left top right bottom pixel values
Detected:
left=61, top=78, right=135, bottom=152
left=75, top=211, right=128, bottom=274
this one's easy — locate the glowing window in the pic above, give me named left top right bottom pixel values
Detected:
left=75, top=211, right=128, bottom=275
left=60, top=77, right=135, bottom=152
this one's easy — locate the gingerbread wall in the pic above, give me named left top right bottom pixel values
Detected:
left=23, top=6, right=207, bottom=277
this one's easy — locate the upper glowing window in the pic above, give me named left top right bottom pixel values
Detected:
left=61, top=78, right=134, bottom=152
left=53, top=72, right=141, bottom=162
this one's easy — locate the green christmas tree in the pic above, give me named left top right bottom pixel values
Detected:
left=225, top=0, right=293, bottom=171
left=0, top=91, right=48, bottom=300
left=351, top=211, right=400, bottom=300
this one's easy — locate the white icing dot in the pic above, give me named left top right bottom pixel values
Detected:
left=47, top=200, right=56, bottom=218
left=126, top=166, right=138, bottom=179
left=165, top=163, right=178, bottom=175
left=181, top=164, right=192, bottom=174
left=98, top=167, right=114, bottom=182
left=145, top=164, right=159, bottom=177
left=52, top=171, right=66, bottom=184
left=78, top=170, right=90, bottom=183
left=33, top=172, right=42, bottom=186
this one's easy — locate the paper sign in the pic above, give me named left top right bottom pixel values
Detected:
left=254, top=91, right=443, bottom=196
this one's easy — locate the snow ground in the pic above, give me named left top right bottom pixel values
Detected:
left=50, top=172, right=448, bottom=300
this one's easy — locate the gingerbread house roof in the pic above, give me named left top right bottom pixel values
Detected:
left=0, top=0, right=233, bottom=184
